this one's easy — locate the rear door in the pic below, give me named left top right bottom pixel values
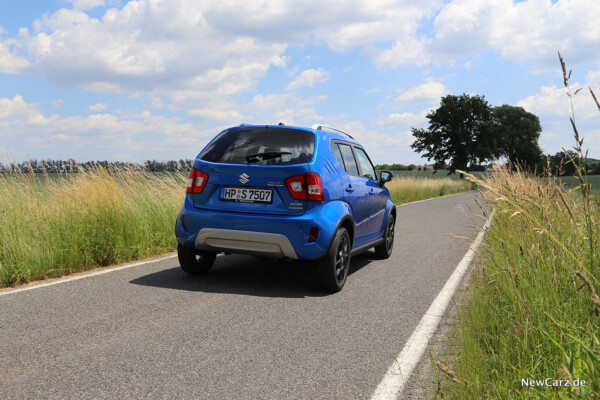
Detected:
left=191, top=127, right=314, bottom=215
left=353, top=146, right=387, bottom=237
left=335, top=142, right=371, bottom=244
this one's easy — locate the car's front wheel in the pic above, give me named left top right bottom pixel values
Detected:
left=178, top=243, right=217, bottom=275
left=375, top=214, right=395, bottom=259
left=317, top=227, right=351, bottom=292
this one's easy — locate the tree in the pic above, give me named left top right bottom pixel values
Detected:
left=489, top=105, right=543, bottom=170
left=549, top=150, right=580, bottom=176
left=411, top=94, right=493, bottom=177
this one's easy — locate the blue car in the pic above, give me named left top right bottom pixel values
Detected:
left=175, top=124, right=395, bottom=292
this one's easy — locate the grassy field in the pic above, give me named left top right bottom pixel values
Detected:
left=386, top=176, right=473, bottom=204
left=387, top=169, right=600, bottom=194
left=434, top=169, right=599, bottom=398
left=0, top=168, right=186, bottom=286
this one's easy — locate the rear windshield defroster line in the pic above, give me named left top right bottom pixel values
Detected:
left=199, top=127, right=315, bottom=165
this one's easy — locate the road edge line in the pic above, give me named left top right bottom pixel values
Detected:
left=370, top=209, right=495, bottom=400
left=0, top=254, right=178, bottom=297
left=399, top=190, right=477, bottom=206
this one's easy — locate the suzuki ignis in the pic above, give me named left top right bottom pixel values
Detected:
left=175, top=124, right=395, bottom=292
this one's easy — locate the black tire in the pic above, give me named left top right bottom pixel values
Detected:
left=177, top=243, right=217, bottom=275
left=375, top=214, right=395, bottom=259
left=317, top=227, right=351, bottom=292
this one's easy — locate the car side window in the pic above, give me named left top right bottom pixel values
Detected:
left=354, top=147, right=377, bottom=181
left=338, top=144, right=360, bottom=176
left=331, top=143, right=345, bottom=170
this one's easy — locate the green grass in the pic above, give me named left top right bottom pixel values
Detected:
left=558, top=174, right=600, bottom=194
left=435, top=170, right=599, bottom=399
left=385, top=176, right=474, bottom=204
left=383, top=170, right=488, bottom=180
left=0, top=168, right=186, bottom=286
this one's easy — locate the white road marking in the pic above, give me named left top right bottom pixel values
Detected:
left=370, top=209, right=495, bottom=400
left=0, top=254, right=177, bottom=297
left=400, top=190, right=476, bottom=206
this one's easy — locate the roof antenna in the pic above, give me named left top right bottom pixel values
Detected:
left=278, top=122, right=284, bottom=125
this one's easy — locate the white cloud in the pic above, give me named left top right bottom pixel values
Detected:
left=365, top=87, right=381, bottom=94
left=0, top=94, right=211, bottom=160
left=0, top=40, right=31, bottom=74
left=88, top=103, right=108, bottom=112
left=66, top=0, right=108, bottom=10
left=188, top=106, right=243, bottom=122
left=321, top=117, right=417, bottom=162
left=287, top=69, right=329, bottom=90
left=379, top=108, right=432, bottom=126
left=0, top=0, right=446, bottom=105
left=377, top=0, right=600, bottom=69
left=517, top=84, right=600, bottom=120
left=396, top=81, right=447, bottom=103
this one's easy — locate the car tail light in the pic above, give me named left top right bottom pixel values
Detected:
left=285, top=172, right=324, bottom=202
left=305, top=172, right=324, bottom=201
left=285, top=174, right=306, bottom=200
left=186, top=167, right=208, bottom=194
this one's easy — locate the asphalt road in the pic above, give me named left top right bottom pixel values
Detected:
left=1, top=191, right=487, bottom=399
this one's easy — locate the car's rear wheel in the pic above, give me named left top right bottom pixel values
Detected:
left=375, top=214, right=395, bottom=259
left=178, top=243, right=217, bottom=275
left=317, top=227, right=351, bottom=292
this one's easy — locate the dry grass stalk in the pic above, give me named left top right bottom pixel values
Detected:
left=556, top=364, right=579, bottom=395
left=574, top=271, right=600, bottom=317
left=556, top=188, right=576, bottom=222
left=590, top=87, right=600, bottom=111
left=436, top=361, right=468, bottom=386
left=544, top=311, right=564, bottom=333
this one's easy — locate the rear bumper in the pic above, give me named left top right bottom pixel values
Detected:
left=175, top=195, right=353, bottom=260
left=195, top=228, right=298, bottom=259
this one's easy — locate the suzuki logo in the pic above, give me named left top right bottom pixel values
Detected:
left=239, top=173, right=250, bottom=184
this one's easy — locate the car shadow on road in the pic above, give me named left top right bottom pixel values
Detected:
left=129, top=252, right=377, bottom=298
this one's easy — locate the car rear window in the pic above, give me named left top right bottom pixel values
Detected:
left=199, top=127, right=315, bottom=165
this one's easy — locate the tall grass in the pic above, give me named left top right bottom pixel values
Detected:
left=435, top=169, right=599, bottom=398
left=386, top=176, right=473, bottom=205
left=0, top=167, right=186, bottom=286
left=434, top=53, right=600, bottom=399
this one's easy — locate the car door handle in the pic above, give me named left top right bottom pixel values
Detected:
left=345, top=186, right=354, bottom=193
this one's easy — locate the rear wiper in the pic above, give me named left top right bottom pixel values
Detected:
left=246, top=151, right=292, bottom=163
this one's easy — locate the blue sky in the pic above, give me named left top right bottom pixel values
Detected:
left=1, top=0, right=599, bottom=164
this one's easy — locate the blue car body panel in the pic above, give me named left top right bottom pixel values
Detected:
left=175, top=124, right=395, bottom=260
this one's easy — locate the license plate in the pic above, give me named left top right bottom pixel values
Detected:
left=220, top=187, right=273, bottom=204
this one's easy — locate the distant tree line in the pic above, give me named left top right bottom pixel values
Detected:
left=0, top=159, right=194, bottom=173
left=375, top=163, right=429, bottom=171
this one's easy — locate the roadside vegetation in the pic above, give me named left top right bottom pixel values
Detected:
left=385, top=176, right=473, bottom=205
left=435, top=54, right=600, bottom=399
left=0, top=165, right=472, bottom=287
left=0, top=167, right=186, bottom=286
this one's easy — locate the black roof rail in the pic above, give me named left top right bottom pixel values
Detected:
left=311, top=124, right=354, bottom=139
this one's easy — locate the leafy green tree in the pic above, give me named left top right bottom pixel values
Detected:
left=490, top=105, right=543, bottom=170
left=411, top=94, right=493, bottom=178
left=549, top=150, right=580, bottom=176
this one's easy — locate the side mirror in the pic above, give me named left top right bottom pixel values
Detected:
left=379, top=170, right=393, bottom=186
